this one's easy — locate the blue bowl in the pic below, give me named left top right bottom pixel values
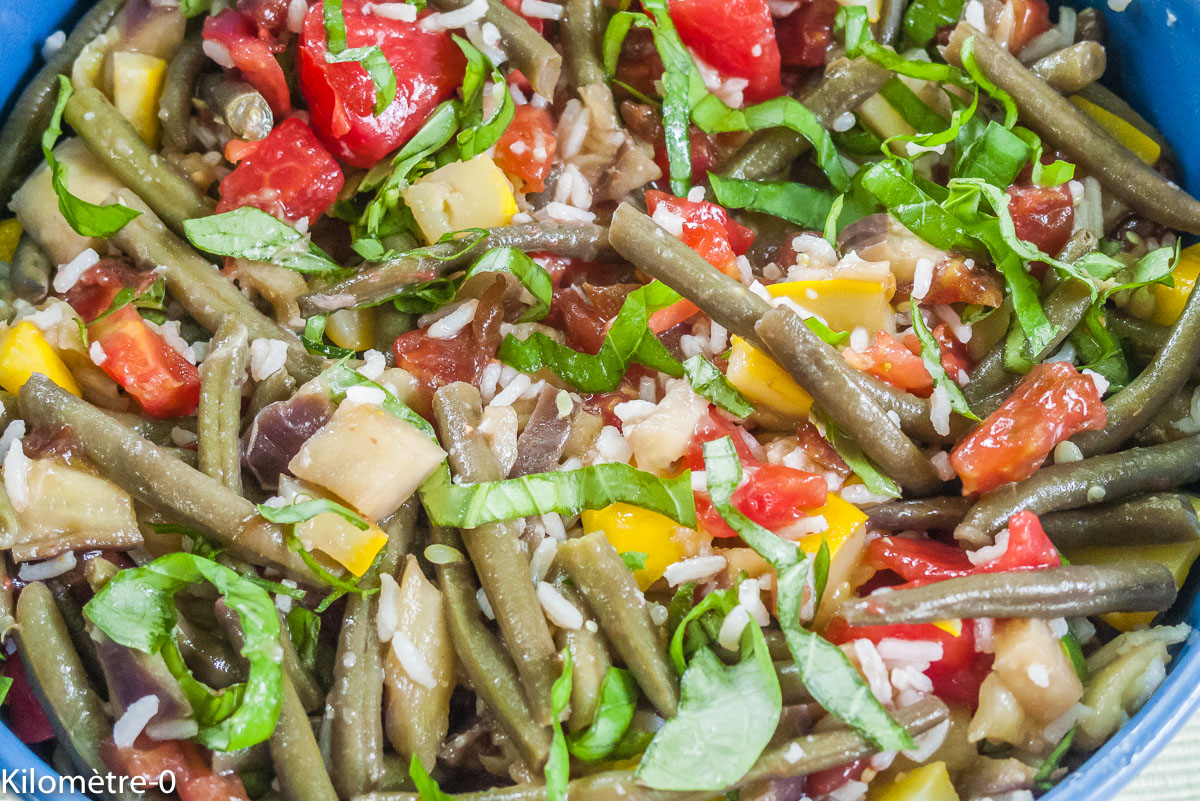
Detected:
left=3, top=2, right=1200, bottom=800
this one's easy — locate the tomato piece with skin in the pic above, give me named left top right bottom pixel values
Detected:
left=90, top=306, right=201, bottom=419
left=63, top=259, right=159, bottom=323
left=844, top=330, right=934, bottom=397
left=805, top=759, right=867, bottom=798
left=669, top=0, right=783, bottom=104
left=105, top=736, right=251, bottom=801
left=775, top=0, right=839, bottom=68
left=1002, top=0, right=1053, bottom=54
left=494, top=104, right=557, bottom=193
left=501, top=0, right=545, bottom=33
left=1007, top=183, right=1074, bottom=257
left=236, top=0, right=290, bottom=38
left=299, top=0, right=466, bottom=168
left=950, top=361, right=1105, bottom=495
left=202, top=10, right=292, bottom=115
left=217, top=118, right=345, bottom=223
left=651, top=126, right=723, bottom=188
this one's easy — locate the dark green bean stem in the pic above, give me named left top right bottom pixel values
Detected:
left=18, top=374, right=314, bottom=581
left=874, top=0, right=906, bottom=46
left=431, top=524, right=553, bottom=770
left=11, top=233, right=51, bottom=304
left=433, top=382, right=560, bottom=725
left=109, top=190, right=325, bottom=383
left=1040, top=492, right=1200, bottom=550
left=0, top=0, right=127, bottom=206
left=720, top=58, right=891, bottom=182
left=299, top=223, right=614, bottom=314
left=866, top=496, right=974, bottom=532
left=552, top=572, right=612, bottom=733
left=47, top=579, right=106, bottom=695
left=160, top=40, right=206, bottom=152
left=64, top=89, right=215, bottom=236
left=272, top=674, right=339, bottom=801
left=839, top=562, right=1177, bottom=626
left=556, top=532, right=679, bottom=718
left=198, top=319, right=249, bottom=494
left=431, top=0, right=561, bottom=98
left=1072, top=273, right=1200, bottom=456
left=1030, top=40, right=1107, bottom=94
left=955, top=434, right=1200, bottom=545
left=944, top=24, right=1200, bottom=234
left=356, top=698, right=948, bottom=801
left=202, top=74, right=275, bottom=141
left=563, top=0, right=608, bottom=90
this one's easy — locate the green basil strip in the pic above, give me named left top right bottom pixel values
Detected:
left=620, top=551, right=649, bottom=572
left=960, top=36, right=1017, bottom=128
left=568, top=668, right=640, bottom=762
left=708, top=173, right=838, bottom=230
left=391, top=246, right=553, bottom=321
left=815, top=409, right=902, bottom=499
left=682, top=355, right=754, bottom=418
left=1101, top=242, right=1178, bottom=300
left=640, top=0, right=696, bottom=196
left=1034, top=725, right=1077, bottom=789
left=902, top=0, right=964, bottom=47
left=1068, top=306, right=1128, bottom=389
left=1011, top=127, right=1075, bottom=186
left=303, top=315, right=356, bottom=359
left=668, top=585, right=737, bottom=674
left=546, top=648, right=573, bottom=801
left=88, top=277, right=167, bottom=328
left=636, top=621, right=780, bottom=791
left=812, top=538, right=832, bottom=617
left=0, top=676, right=13, bottom=707
left=183, top=207, right=345, bottom=274
left=909, top=308, right=979, bottom=420
left=954, top=120, right=1033, bottom=186
left=286, top=607, right=321, bottom=672
left=409, top=756, right=454, bottom=801
left=83, top=553, right=283, bottom=751
left=257, top=498, right=377, bottom=608
left=43, top=76, right=141, bottom=237
left=702, top=436, right=915, bottom=750
left=323, top=0, right=396, bottom=116
left=453, top=36, right=516, bottom=161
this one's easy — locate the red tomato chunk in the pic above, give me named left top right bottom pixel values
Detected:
left=1007, top=182, right=1074, bottom=257
left=203, top=10, right=292, bottom=116
left=494, top=105, right=557, bottom=193
left=669, top=0, right=784, bottom=104
left=90, top=306, right=202, bottom=419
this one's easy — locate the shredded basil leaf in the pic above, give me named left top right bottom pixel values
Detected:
left=668, top=585, right=737, bottom=674
left=568, top=667, right=640, bottom=761
left=286, top=607, right=321, bottom=672
left=621, top=551, right=650, bottom=572
left=812, top=538, right=831, bottom=617
left=902, top=0, right=964, bottom=47
left=910, top=308, right=979, bottom=420
left=83, top=553, right=283, bottom=750
left=639, top=1, right=696, bottom=195
left=682, top=355, right=754, bottom=418
left=323, top=0, right=397, bottom=116
left=709, top=173, right=838, bottom=230
left=184, top=207, right=345, bottom=274
left=303, top=315, right=356, bottom=359
left=815, top=411, right=903, bottom=499
left=546, top=649, right=573, bottom=801
left=1034, top=725, right=1077, bottom=789
left=824, top=195, right=845, bottom=250
left=1069, top=306, right=1128, bottom=389
left=409, top=756, right=454, bottom=801
left=257, top=499, right=377, bottom=608
left=452, top=36, right=517, bottom=161
left=390, top=246, right=553, bottom=321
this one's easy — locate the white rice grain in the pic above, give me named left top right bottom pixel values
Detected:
left=3, top=439, right=30, bottom=513
left=520, top=0, right=563, bottom=19
left=18, top=552, right=78, bottom=581
left=287, top=0, right=311, bottom=31
left=392, top=633, right=438, bottom=689
left=249, top=338, right=289, bottom=381
left=368, top=2, right=419, bottom=22
left=427, top=299, right=479, bottom=339
left=929, top=384, right=951, bottom=437
left=537, top=582, right=584, bottom=629
left=53, top=248, right=99, bottom=293
left=911, top=258, right=934, bottom=300
left=967, top=528, right=1010, bottom=566
left=420, top=0, right=488, bottom=30
left=41, top=30, right=66, bottom=61
left=345, top=385, right=386, bottom=406
left=89, top=341, right=107, bottom=366
left=662, top=555, right=727, bottom=586
left=530, top=537, right=558, bottom=584
left=489, top=372, right=531, bottom=407
left=1054, top=440, right=1084, bottom=464
left=113, top=696, right=160, bottom=749
left=717, top=605, right=752, bottom=651
left=357, top=349, right=386, bottom=380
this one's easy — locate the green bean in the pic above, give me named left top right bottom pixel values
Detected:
left=955, top=433, right=1200, bottom=545
left=104, top=408, right=182, bottom=446
left=1030, top=41, right=1107, bottom=94
left=552, top=572, right=612, bottom=733
left=430, top=523, right=553, bottom=770
left=433, top=382, right=560, bottom=725
left=47, top=579, right=106, bottom=696
left=299, top=223, right=614, bottom=314
left=866, top=496, right=974, bottom=532
left=563, top=0, right=608, bottom=90
left=1107, top=309, right=1168, bottom=362
left=247, top=368, right=298, bottom=425
left=874, top=0, right=905, bottom=46
left=1072, top=270, right=1200, bottom=456
left=944, top=24, right=1200, bottom=234
left=0, top=0, right=127, bottom=206
left=433, top=0, right=560, bottom=97
left=11, top=232, right=51, bottom=303
left=198, top=319, right=250, bottom=494
left=15, top=582, right=128, bottom=799
left=1074, top=7, right=1105, bottom=43
left=202, top=74, right=275, bottom=141
left=355, top=698, right=948, bottom=801
left=272, top=674, right=339, bottom=801
left=1040, top=492, right=1200, bottom=549
left=108, top=190, right=325, bottom=383
left=841, top=562, right=1176, bottom=626
left=556, top=532, right=679, bottom=718
left=276, top=607, right=324, bottom=714
left=18, top=374, right=314, bottom=581
left=720, top=58, right=891, bottom=181
left=160, top=40, right=206, bottom=152
left=758, top=308, right=944, bottom=495
left=178, top=610, right=247, bottom=688
left=1076, top=82, right=1171, bottom=156
left=64, top=89, right=215, bottom=236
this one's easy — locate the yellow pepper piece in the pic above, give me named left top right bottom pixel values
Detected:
left=581, top=502, right=689, bottom=590
left=1066, top=541, right=1200, bottom=632
left=111, top=51, right=169, bottom=146
left=0, top=219, right=21, bottom=263
left=868, top=762, right=960, bottom=801
left=0, top=322, right=81, bottom=397
left=932, top=619, right=963, bottom=637
left=1069, top=95, right=1161, bottom=166
left=767, top=279, right=894, bottom=334
left=404, top=155, right=517, bottom=244
left=296, top=512, right=389, bottom=577
left=726, top=336, right=813, bottom=420
left=1149, top=244, right=1200, bottom=327
left=326, top=307, right=376, bottom=351
left=795, top=493, right=867, bottom=559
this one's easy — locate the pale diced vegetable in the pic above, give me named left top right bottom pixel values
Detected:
left=990, top=618, right=1083, bottom=725
left=403, top=155, right=517, bottom=244
left=10, top=459, right=140, bottom=560
left=111, top=51, right=168, bottom=146
left=624, top=380, right=709, bottom=475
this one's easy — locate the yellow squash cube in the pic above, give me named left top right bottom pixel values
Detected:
left=1066, top=541, right=1200, bottom=632
left=0, top=322, right=81, bottom=397
left=1149, top=244, right=1200, bottom=327
left=868, top=762, right=960, bottom=801
left=296, top=512, right=389, bottom=577
left=581, top=502, right=689, bottom=590
left=403, top=155, right=517, bottom=244
left=725, top=336, right=813, bottom=421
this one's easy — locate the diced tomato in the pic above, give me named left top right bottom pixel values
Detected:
left=236, top=0, right=290, bottom=38
left=104, top=736, right=250, bottom=801
left=922, top=258, right=1004, bottom=308
left=299, top=0, right=466, bottom=168
left=669, top=0, right=783, bottom=104
left=1003, top=0, right=1053, bottom=54
left=551, top=282, right=638, bottom=354
left=501, top=0, right=545, bottom=33
left=805, top=759, right=867, bottom=798
left=931, top=322, right=972, bottom=384
left=4, top=657, right=54, bottom=744
left=494, top=104, right=557, bottom=193
left=950, top=361, right=1106, bottom=495
left=63, top=259, right=159, bottom=323
left=90, top=306, right=201, bottom=419
left=217, top=117, right=345, bottom=223
left=686, top=410, right=758, bottom=470
left=844, top=330, right=934, bottom=396
left=795, top=421, right=851, bottom=477
left=203, top=10, right=292, bottom=115
left=651, top=126, right=724, bottom=188
left=1007, top=183, right=1074, bottom=257
left=775, top=0, right=839, bottom=68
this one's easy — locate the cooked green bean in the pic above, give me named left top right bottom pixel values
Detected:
left=271, top=674, right=339, bottom=801
left=1030, top=41, right=1107, bottom=94
left=1072, top=270, right=1200, bottom=456
left=955, top=434, right=1200, bottom=545
left=0, top=0, right=127, bottom=206
left=109, top=190, right=325, bottom=383
left=11, top=232, right=51, bottom=303
left=866, top=496, right=974, bottom=532
left=552, top=572, right=612, bottom=733
left=160, top=40, right=206, bottom=152
left=299, top=223, right=614, bottom=314
left=18, top=374, right=314, bottom=581
left=944, top=24, right=1200, bottom=234
left=276, top=607, right=323, bottom=715
left=557, top=532, right=679, bottom=718
left=839, top=562, right=1177, bottom=626
left=179, top=609, right=247, bottom=688
left=758, top=308, right=944, bottom=495
left=1040, top=492, right=1200, bottom=549
left=47, top=579, right=106, bottom=695
left=198, top=319, right=250, bottom=493
left=356, top=698, right=948, bottom=801
left=1108, top=309, right=1168, bottom=362
left=874, top=0, right=905, bottom=46
left=430, top=524, right=552, bottom=770
left=563, top=0, right=608, bottom=90
left=430, top=0, right=561, bottom=98
left=433, top=382, right=560, bottom=725
left=64, top=88, right=215, bottom=235
left=720, top=58, right=891, bottom=181
left=202, top=74, right=275, bottom=141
